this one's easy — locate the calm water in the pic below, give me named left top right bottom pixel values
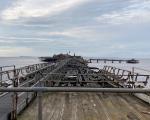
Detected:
left=0, top=57, right=150, bottom=74
left=88, top=59, right=150, bottom=74
left=0, top=57, right=42, bottom=68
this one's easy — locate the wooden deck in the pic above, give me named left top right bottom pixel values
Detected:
left=18, top=93, right=150, bottom=120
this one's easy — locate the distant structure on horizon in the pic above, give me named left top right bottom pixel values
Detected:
left=39, top=53, right=81, bottom=62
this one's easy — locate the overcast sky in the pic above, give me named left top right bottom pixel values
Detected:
left=0, top=0, right=150, bottom=58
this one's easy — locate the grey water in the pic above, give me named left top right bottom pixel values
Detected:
left=88, top=58, right=150, bottom=74
left=0, top=57, right=41, bottom=68
left=0, top=57, right=150, bottom=74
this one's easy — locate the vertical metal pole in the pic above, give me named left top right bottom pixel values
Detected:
left=37, top=92, right=42, bottom=120
left=0, top=67, right=2, bottom=86
left=102, top=79, right=104, bottom=88
left=132, top=67, right=135, bottom=88
left=12, top=66, right=18, bottom=120
left=11, top=92, right=18, bottom=120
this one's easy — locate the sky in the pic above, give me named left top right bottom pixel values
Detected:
left=0, top=0, right=150, bottom=58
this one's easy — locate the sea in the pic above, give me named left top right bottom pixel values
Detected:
left=0, top=57, right=150, bottom=73
left=0, top=57, right=42, bottom=69
left=88, top=58, right=150, bottom=74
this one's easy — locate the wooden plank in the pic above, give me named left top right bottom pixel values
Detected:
left=18, top=93, right=150, bottom=120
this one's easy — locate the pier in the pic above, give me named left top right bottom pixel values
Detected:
left=88, top=58, right=139, bottom=63
left=0, top=57, right=149, bottom=120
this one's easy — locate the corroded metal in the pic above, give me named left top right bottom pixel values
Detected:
left=101, top=66, right=150, bottom=88
left=0, top=57, right=149, bottom=120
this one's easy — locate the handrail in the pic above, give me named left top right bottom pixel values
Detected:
left=1, top=87, right=149, bottom=120
left=0, top=87, right=150, bottom=93
left=38, top=72, right=150, bottom=76
left=104, top=66, right=135, bottom=73
left=101, top=66, right=150, bottom=88
left=0, top=63, right=48, bottom=74
left=0, top=65, right=15, bottom=68
left=0, top=62, right=50, bottom=88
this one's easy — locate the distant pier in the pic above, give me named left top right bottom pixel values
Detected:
left=88, top=58, right=139, bottom=64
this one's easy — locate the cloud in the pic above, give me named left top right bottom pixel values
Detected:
left=0, top=36, right=55, bottom=43
left=1, top=0, right=88, bottom=20
left=96, top=0, right=150, bottom=25
left=1, top=22, right=54, bottom=28
left=0, top=39, right=16, bottom=43
left=0, top=47, right=34, bottom=56
left=40, top=26, right=117, bottom=41
left=109, top=44, right=126, bottom=49
left=0, top=0, right=150, bottom=57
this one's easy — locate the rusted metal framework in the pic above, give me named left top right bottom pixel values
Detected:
left=102, top=66, right=149, bottom=88
left=0, top=57, right=150, bottom=120
left=0, top=63, right=50, bottom=87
